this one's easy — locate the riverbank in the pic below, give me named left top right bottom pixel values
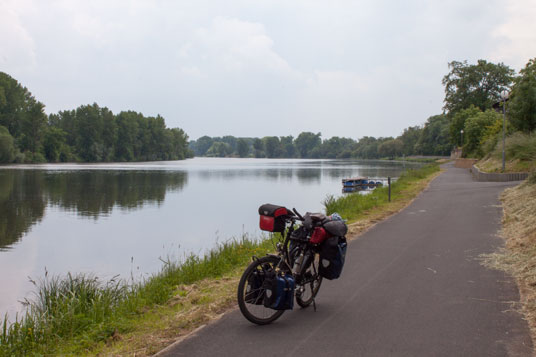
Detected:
left=0, top=163, right=442, bottom=356
left=482, top=173, right=536, bottom=342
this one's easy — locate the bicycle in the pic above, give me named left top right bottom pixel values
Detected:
left=237, top=205, right=347, bottom=325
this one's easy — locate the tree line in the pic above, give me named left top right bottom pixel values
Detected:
left=190, top=116, right=451, bottom=160
left=191, top=57, right=536, bottom=160
left=0, top=72, right=191, bottom=163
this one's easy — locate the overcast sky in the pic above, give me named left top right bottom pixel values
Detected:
left=1, top=0, right=535, bottom=140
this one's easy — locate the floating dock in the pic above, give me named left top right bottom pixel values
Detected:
left=342, top=177, right=384, bottom=193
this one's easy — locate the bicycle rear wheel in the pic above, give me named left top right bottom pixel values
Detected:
left=237, top=255, right=285, bottom=325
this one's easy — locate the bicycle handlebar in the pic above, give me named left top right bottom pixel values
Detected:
left=292, top=208, right=304, bottom=221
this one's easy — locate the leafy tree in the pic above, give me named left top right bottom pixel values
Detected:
left=449, top=105, right=481, bottom=146
left=115, top=111, right=139, bottom=161
left=378, top=139, right=403, bottom=159
left=0, top=125, right=17, bottom=163
left=320, top=137, right=356, bottom=159
left=295, top=132, right=321, bottom=158
left=353, top=136, right=381, bottom=159
left=463, top=109, right=501, bottom=157
left=206, top=142, right=231, bottom=157
left=236, top=138, right=250, bottom=157
left=191, top=136, right=213, bottom=156
left=508, top=58, right=536, bottom=132
left=397, top=126, right=422, bottom=156
left=442, top=60, right=514, bottom=116
left=0, top=72, right=27, bottom=138
left=414, top=114, right=451, bottom=155
left=280, top=136, right=295, bottom=157
left=42, top=127, right=67, bottom=162
left=263, top=136, right=282, bottom=158
left=253, top=138, right=264, bottom=158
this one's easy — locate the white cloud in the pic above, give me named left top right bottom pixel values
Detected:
left=180, top=16, right=294, bottom=76
left=491, top=0, right=536, bottom=70
left=0, top=0, right=36, bottom=72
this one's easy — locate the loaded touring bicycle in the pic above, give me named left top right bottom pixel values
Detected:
left=237, top=204, right=348, bottom=325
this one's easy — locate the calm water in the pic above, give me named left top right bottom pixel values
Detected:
left=0, top=158, right=419, bottom=318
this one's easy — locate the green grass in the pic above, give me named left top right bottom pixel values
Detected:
left=324, top=164, right=440, bottom=222
left=492, top=132, right=536, bottom=162
left=0, top=234, right=278, bottom=356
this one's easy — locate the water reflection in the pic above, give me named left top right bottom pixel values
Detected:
left=0, top=171, right=46, bottom=251
left=0, top=170, right=188, bottom=250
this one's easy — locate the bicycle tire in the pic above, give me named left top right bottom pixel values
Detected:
left=237, top=255, right=285, bottom=325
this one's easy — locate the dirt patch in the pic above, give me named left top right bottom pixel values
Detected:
left=455, top=158, right=478, bottom=169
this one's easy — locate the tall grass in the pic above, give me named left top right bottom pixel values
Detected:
left=492, top=132, right=536, bottom=161
left=0, top=234, right=278, bottom=355
left=324, top=164, right=440, bottom=221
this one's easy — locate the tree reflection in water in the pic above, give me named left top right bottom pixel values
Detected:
left=0, top=170, right=188, bottom=250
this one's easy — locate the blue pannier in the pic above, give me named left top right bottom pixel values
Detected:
left=263, top=272, right=295, bottom=310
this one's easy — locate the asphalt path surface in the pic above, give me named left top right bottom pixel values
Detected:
left=159, top=163, right=532, bottom=356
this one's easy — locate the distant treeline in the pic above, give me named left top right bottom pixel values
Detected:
left=190, top=115, right=451, bottom=159
left=0, top=72, right=191, bottom=163
left=191, top=57, right=536, bottom=160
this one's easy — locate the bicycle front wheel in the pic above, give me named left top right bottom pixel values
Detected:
left=296, top=253, right=322, bottom=308
left=237, top=255, right=285, bottom=325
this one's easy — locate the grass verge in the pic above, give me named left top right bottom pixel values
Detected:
left=0, top=163, right=442, bottom=356
left=0, top=235, right=279, bottom=356
left=481, top=178, right=536, bottom=342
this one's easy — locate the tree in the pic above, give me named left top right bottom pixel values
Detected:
left=320, top=137, right=356, bottom=159
left=414, top=114, right=451, bottom=156
left=253, top=138, right=264, bottom=158
left=236, top=138, right=250, bottom=157
left=295, top=132, right=321, bottom=158
left=206, top=142, right=231, bottom=157
left=397, top=126, right=422, bottom=156
left=0, top=125, right=17, bottom=163
left=378, top=139, right=403, bottom=159
left=508, top=58, right=536, bottom=133
left=463, top=110, right=501, bottom=157
left=442, top=60, right=514, bottom=116
left=42, top=127, right=67, bottom=162
left=280, top=136, right=295, bottom=157
left=263, top=136, right=282, bottom=158
left=449, top=105, right=481, bottom=146
left=192, top=136, right=213, bottom=156
left=20, top=101, right=47, bottom=153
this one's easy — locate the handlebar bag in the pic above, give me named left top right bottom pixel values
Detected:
left=263, top=272, right=295, bottom=310
left=259, top=204, right=288, bottom=232
left=245, top=269, right=265, bottom=305
left=319, top=236, right=347, bottom=280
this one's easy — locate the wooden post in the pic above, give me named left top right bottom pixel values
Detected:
left=388, top=177, right=391, bottom=202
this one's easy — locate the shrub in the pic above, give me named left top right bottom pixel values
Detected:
left=493, top=132, right=536, bottom=161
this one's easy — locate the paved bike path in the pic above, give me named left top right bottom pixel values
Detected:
left=159, top=163, right=532, bottom=356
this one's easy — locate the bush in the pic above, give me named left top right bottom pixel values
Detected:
left=493, top=132, right=536, bottom=161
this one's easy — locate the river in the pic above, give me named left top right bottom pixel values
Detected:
left=0, top=158, right=419, bottom=319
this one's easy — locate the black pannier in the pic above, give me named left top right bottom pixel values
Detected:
left=319, top=236, right=347, bottom=280
left=259, top=204, right=289, bottom=233
left=245, top=270, right=265, bottom=305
